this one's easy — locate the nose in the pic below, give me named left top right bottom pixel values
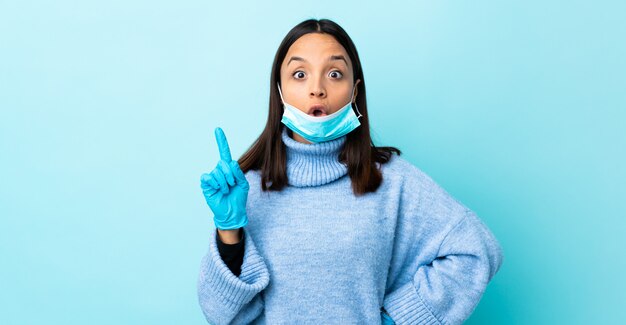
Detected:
left=309, top=78, right=326, bottom=98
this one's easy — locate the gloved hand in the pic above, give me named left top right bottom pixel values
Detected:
left=200, top=127, right=249, bottom=230
left=381, top=308, right=395, bottom=325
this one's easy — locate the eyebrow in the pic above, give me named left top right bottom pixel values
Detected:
left=287, top=55, right=348, bottom=66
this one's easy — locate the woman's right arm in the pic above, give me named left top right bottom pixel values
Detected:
left=218, top=228, right=241, bottom=244
left=216, top=228, right=245, bottom=277
left=197, top=225, right=269, bottom=325
left=198, top=128, right=269, bottom=324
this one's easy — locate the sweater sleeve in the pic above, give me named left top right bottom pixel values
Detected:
left=383, top=209, right=504, bottom=325
left=197, top=226, right=270, bottom=325
left=216, top=228, right=245, bottom=277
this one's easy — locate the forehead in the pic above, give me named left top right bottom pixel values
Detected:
left=283, top=33, right=351, bottom=66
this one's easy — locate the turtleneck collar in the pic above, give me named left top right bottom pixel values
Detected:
left=281, top=127, right=348, bottom=187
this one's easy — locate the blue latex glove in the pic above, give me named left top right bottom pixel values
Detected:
left=381, top=309, right=395, bottom=325
left=200, top=127, right=249, bottom=230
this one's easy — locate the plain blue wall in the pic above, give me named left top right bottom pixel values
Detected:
left=1, top=1, right=624, bottom=324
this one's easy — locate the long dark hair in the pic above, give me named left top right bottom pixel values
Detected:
left=238, top=18, right=401, bottom=196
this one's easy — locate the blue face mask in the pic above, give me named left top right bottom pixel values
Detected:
left=277, top=82, right=363, bottom=143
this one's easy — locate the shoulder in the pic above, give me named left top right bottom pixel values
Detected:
left=381, top=152, right=471, bottom=221
left=243, top=168, right=262, bottom=186
left=379, top=152, right=437, bottom=189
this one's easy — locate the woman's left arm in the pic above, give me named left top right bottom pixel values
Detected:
left=382, top=209, right=504, bottom=325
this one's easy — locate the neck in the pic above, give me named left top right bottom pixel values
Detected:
left=288, top=129, right=313, bottom=144
left=281, top=127, right=348, bottom=187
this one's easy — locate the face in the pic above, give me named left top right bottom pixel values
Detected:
left=279, top=33, right=361, bottom=120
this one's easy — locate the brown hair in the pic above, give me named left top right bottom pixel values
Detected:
left=238, top=18, right=401, bottom=196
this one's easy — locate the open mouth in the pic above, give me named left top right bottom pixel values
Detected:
left=308, top=105, right=328, bottom=117
left=310, top=109, right=327, bottom=117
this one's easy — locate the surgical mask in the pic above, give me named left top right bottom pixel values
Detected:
left=277, top=82, right=363, bottom=143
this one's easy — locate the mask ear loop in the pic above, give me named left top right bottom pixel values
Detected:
left=351, top=84, right=363, bottom=119
left=276, top=82, right=285, bottom=105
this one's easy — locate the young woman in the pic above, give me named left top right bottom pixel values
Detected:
left=198, top=19, right=504, bottom=325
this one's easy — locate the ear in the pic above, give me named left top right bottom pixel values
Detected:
left=353, top=79, right=361, bottom=102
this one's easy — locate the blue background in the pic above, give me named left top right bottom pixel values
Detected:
left=1, top=1, right=624, bottom=324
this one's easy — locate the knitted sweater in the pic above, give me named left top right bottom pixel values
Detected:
left=197, top=128, right=504, bottom=324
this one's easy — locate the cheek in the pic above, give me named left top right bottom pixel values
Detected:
left=331, top=88, right=353, bottom=108
left=285, top=87, right=309, bottom=111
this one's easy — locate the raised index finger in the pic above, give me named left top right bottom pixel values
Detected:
left=214, top=127, right=232, bottom=163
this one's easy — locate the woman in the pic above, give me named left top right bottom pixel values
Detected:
left=198, top=18, right=504, bottom=324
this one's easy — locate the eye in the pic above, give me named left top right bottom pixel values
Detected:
left=293, top=70, right=306, bottom=79
left=329, top=70, right=343, bottom=79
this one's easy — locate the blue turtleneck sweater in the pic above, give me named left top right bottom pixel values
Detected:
left=197, top=128, right=504, bottom=324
